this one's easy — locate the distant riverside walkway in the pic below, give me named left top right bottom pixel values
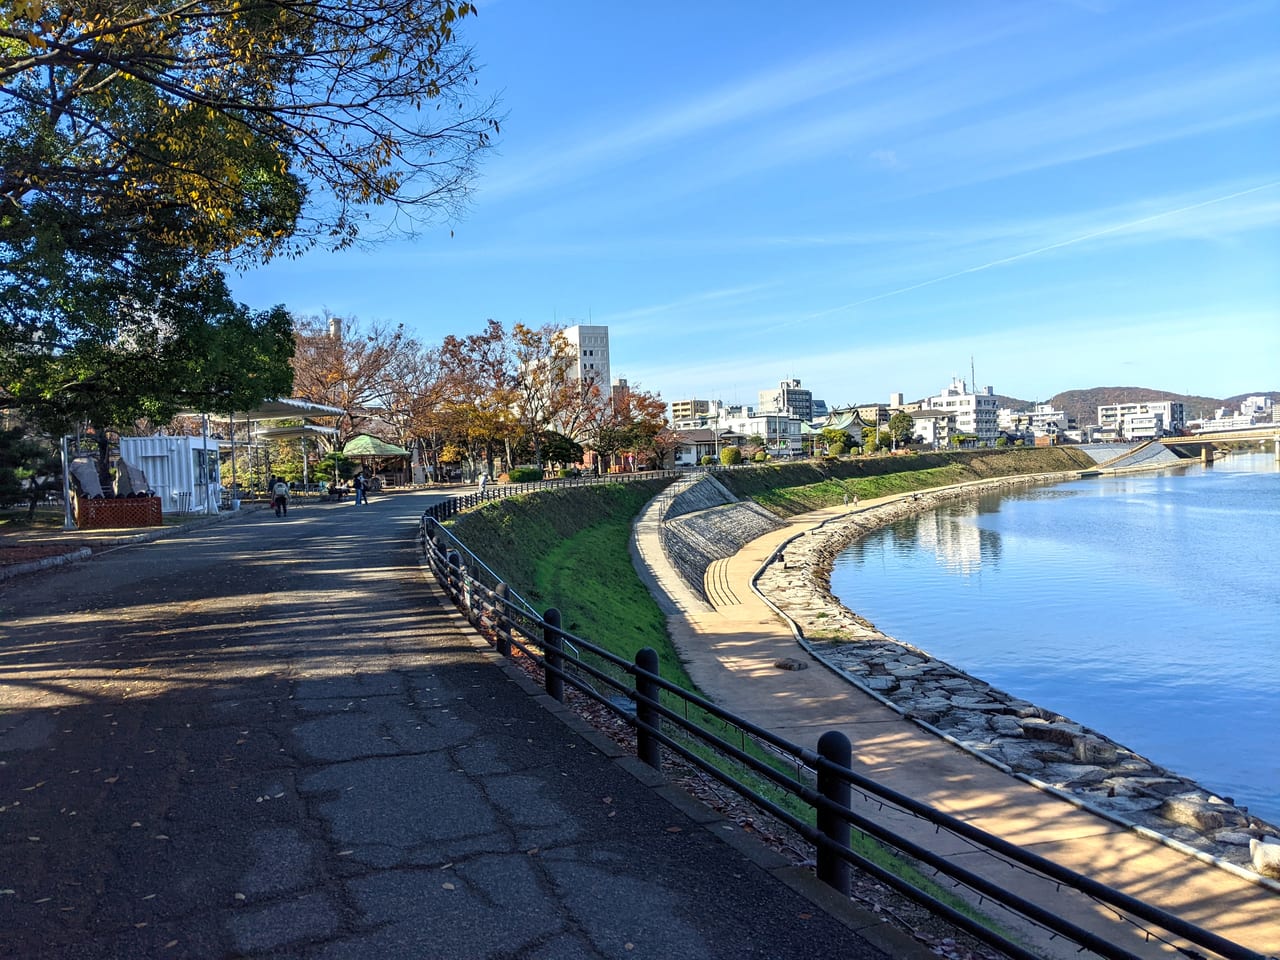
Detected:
left=631, top=473, right=1280, bottom=959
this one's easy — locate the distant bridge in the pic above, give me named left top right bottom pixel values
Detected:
left=1160, top=426, right=1280, bottom=462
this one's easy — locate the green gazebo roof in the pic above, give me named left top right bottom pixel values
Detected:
left=341, top=434, right=409, bottom=458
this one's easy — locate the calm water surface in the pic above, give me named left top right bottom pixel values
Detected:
left=829, top=451, right=1280, bottom=825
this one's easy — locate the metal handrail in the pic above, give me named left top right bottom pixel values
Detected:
left=418, top=517, right=1268, bottom=960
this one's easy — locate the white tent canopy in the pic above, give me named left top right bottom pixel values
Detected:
left=253, top=425, right=341, bottom=441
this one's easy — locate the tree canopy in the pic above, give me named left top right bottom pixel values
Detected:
left=0, top=235, right=295, bottom=435
left=0, top=0, right=501, bottom=260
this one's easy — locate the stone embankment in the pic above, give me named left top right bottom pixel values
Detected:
left=656, top=474, right=785, bottom=605
left=661, top=473, right=1280, bottom=883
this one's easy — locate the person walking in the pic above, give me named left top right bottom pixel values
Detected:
left=477, top=472, right=488, bottom=497
left=353, top=472, right=367, bottom=506
left=272, top=477, right=290, bottom=517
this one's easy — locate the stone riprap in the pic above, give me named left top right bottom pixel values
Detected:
left=657, top=474, right=1280, bottom=880
left=751, top=480, right=1280, bottom=878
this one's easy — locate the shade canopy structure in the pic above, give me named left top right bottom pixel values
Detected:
left=254, top=425, right=341, bottom=442
left=342, top=434, right=409, bottom=458
left=183, top=397, right=345, bottom=422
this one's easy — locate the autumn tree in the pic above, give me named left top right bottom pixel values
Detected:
left=436, top=319, right=514, bottom=476
left=507, top=323, right=577, bottom=467
left=0, top=0, right=501, bottom=261
left=289, top=314, right=421, bottom=445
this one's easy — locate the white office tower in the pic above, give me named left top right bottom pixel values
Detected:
left=563, top=325, right=611, bottom=396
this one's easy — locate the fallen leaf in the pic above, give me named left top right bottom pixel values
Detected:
left=337, top=850, right=354, bottom=857
left=234, top=893, right=246, bottom=901
left=142, top=894, right=156, bottom=900
left=664, top=826, right=682, bottom=833
left=103, top=776, right=119, bottom=784
left=442, top=882, right=455, bottom=891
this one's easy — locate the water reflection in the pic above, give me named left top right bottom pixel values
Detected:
left=829, top=453, right=1280, bottom=825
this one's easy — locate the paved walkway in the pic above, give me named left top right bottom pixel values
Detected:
left=0, top=489, right=927, bottom=960
left=631, top=491, right=1280, bottom=960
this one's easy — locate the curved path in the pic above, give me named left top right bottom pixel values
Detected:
left=631, top=489, right=1280, bottom=959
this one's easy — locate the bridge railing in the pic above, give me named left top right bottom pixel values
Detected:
left=417, top=514, right=1267, bottom=960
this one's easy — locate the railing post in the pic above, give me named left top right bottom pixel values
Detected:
left=543, top=607, right=564, bottom=702
left=635, top=647, right=661, bottom=770
left=494, top=583, right=511, bottom=657
left=460, top=563, right=476, bottom=623
left=446, top=550, right=461, bottom=600
left=816, top=730, right=852, bottom=895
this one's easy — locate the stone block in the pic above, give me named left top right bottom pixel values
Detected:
left=1250, top=837, right=1280, bottom=878
left=1021, top=719, right=1082, bottom=747
left=1157, top=795, right=1247, bottom=832
left=991, top=716, right=1024, bottom=738
left=1073, top=735, right=1119, bottom=765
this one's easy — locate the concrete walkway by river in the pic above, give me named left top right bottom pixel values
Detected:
left=631, top=485, right=1280, bottom=959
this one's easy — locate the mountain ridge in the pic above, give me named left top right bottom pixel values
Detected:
left=987, top=387, right=1279, bottom=429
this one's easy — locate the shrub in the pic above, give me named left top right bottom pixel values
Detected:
left=720, top=446, right=742, bottom=466
left=828, top=442, right=845, bottom=457
left=558, top=468, right=581, bottom=478
left=508, top=466, right=544, bottom=483
left=753, top=451, right=768, bottom=463
left=700, top=455, right=714, bottom=466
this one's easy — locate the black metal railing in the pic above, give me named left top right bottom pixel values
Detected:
left=417, top=516, right=1267, bottom=960
left=421, top=468, right=686, bottom=521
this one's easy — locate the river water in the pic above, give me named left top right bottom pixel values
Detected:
left=829, top=451, right=1280, bottom=826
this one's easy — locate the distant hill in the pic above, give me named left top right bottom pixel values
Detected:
left=989, top=388, right=1279, bottom=428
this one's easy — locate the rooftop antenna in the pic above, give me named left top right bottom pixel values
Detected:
left=970, top=355, right=976, bottom=393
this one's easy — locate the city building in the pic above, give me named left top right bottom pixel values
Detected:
left=562, top=324, right=611, bottom=395
left=925, top=378, right=999, bottom=445
left=1096, top=400, right=1185, bottom=440
left=998, top=403, right=1075, bottom=441
left=670, top=398, right=713, bottom=422
left=1190, top=396, right=1278, bottom=432
left=758, top=379, right=814, bottom=421
left=910, top=409, right=956, bottom=448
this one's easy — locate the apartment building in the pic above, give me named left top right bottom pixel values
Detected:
left=670, top=398, right=713, bottom=422
left=925, top=378, right=999, bottom=444
left=1096, top=400, right=1185, bottom=439
left=758, top=379, right=814, bottom=421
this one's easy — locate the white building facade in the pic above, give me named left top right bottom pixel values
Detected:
left=758, top=379, right=814, bottom=421
left=925, top=379, right=999, bottom=445
left=1096, top=401, right=1185, bottom=439
left=562, top=324, right=612, bottom=395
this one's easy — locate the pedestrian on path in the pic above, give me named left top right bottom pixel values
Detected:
left=477, top=473, right=488, bottom=497
left=272, top=478, right=289, bottom=517
left=353, top=472, right=368, bottom=505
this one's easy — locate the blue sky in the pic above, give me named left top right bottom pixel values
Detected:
left=229, top=1, right=1280, bottom=410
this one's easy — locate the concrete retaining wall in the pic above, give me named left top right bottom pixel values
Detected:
left=657, top=474, right=785, bottom=603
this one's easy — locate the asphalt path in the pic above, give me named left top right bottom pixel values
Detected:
left=0, top=490, right=915, bottom=960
